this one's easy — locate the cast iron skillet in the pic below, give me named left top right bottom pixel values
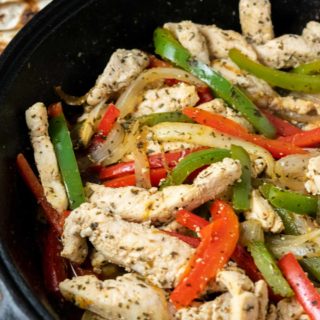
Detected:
left=0, top=0, right=320, bottom=318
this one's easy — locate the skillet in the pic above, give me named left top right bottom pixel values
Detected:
left=0, top=0, right=320, bottom=318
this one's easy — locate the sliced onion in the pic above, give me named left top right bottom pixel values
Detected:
left=267, top=229, right=320, bottom=259
left=278, top=110, right=320, bottom=124
left=291, top=92, right=320, bottom=105
left=89, top=123, right=125, bottom=164
left=150, top=122, right=275, bottom=177
left=54, top=86, right=88, bottom=106
left=116, top=67, right=206, bottom=118
left=78, top=100, right=107, bottom=147
left=133, top=130, right=151, bottom=189
left=240, top=220, right=264, bottom=247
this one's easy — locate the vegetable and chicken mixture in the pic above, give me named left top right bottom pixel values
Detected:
left=17, top=1, right=320, bottom=319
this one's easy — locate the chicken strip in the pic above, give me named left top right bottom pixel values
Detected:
left=270, top=96, right=320, bottom=115
left=61, top=203, right=194, bottom=287
left=244, top=190, right=284, bottom=233
left=25, top=102, right=68, bottom=213
left=305, top=155, right=320, bottom=195
left=255, top=34, right=318, bottom=69
left=87, top=158, right=241, bottom=223
left=239, top=0, right=274, bottom=45
left=132, top=82, right=199, bottom=117
left=176, top=265, right=268, bottom=320
left=86, top=49, right=149, bottom=106
left=211, top=58, right=277, bottom=108
left=164, top=20, right=210, bottom=64
left=198, top=24, right=257, bottom=61
left=174, top=293, right=232, bottom=320
left=59, top=274, right=171, bottom=320
left=303, top=21, right=320, bottom=45
left=197, top=98, right=254, bottom=132
left=277, top=298, right=309, bottom=320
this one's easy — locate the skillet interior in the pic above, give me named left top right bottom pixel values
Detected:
left=0, top=0, right=319, bottom=318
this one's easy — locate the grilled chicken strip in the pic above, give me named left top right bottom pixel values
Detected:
left=61, top=203, right=194, bottom=287
left=87, top=158, right=241, bottom=224
left=164, top=20, right=210, bottom=64
left=245, top=190, right=284, bottom=233
left=59, top=274, right=171, bottom=320
left=86, top=49, right=149, bottom=106
left=133, top=82, right=199, bottom=117
left=239, top=0, right=274, bottom=45
left=25, top=102, right=68, bottom=213
left=198, top=24, right=257, bottom=61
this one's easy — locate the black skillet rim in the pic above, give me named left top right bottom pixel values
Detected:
left=0, top=0, right=93, bottom=318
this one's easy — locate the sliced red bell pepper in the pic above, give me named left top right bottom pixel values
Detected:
left=99, top=148, right=203, bottom=180
left=261, top=109, right=302, bottom=137
left=148, top=55, right=173, bottom=68
left=163, top=230, right=201, bottom=248
left=196, top=86, right=214, bottom=104
left=278, top=127, right=320, bottom=148
left=42, top=227, right=68, bottom=299
left=170, top=200, right=239, bottom=308
left=97, top=104, right=120, bottom=137
left=103, top=168, right=167, bottom=188
left=175, top=209, right=209, bottom=233
left=182, top=107, right=306, bottom=159
left=16, top=153, right=64, bottom=235
left=279, top=252, right=320, bottom=320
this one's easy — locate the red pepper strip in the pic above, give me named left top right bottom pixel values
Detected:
left=176, top=209, right=209, bottom=233
left=182, top=107, right=306, bottom=159
left=278, top=127, right=320, bottom=148
left=261, top=109, right=302, bottom=137
left=103, top=168, right=167, bottom=188
left=196, top=86, right=214, bottom=104
left=42, top=227, right=68, bottom=299
left=99, top=148, right=203, bottom=180
left=16, top=153, right=63, bottom=235
left=97, top=104, right=120, bottom=137
left=163, top=231, right=201, bottom=248
left=170, top=200, right=239, bottom=308
left=148, top=55, right=173, bottom=68
left=279, top=252, right=320, bottom=320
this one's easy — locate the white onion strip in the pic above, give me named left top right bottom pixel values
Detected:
left=132, top=130, right=151, bottom=189
left=116, top=67, right=206, bottom=118
left=150, top=122, right=275, bottom=177
left=89, top=123, right=125, bottom=164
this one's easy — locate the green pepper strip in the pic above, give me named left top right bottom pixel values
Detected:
left=248, top=241, right=293, bottom=297
left=231, top=145, right=251, bottom=211
left=272, top=207, right=320, bottom=282
left=49, top=105, right=86, bottom=210
left=274, top=208, right=300, bottom=236
left=229, top=48, right=320, bottom=93
left=292, top=60, right=320, bottom=75
left=159, top=148, right=230, bottom=189
left=260, top=183, right=318, bottom=216
left=137, top=112, right=193, bottom=127
left=153, top=28, right=276, bottom=138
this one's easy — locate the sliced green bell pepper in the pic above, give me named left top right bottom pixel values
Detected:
left=231, top=145, right=251, bottom=211
left=153, top=28, right=276, bottom=138
left=229, top=48, right=320, bottom=93
left=248, top=241, right=293, bottom=297
left=160, top=148, right=230, bottom=189
left=292, top=60, right=320, bottom=75
left=260, top=183, right=318, bottom=216
left=271, top=207, right=320, bottom=282
left=137, top=112, right=193, bottom=127
left=49, top=103, right=86, bottom=210
left=274, top=208, right=300, bottom=236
